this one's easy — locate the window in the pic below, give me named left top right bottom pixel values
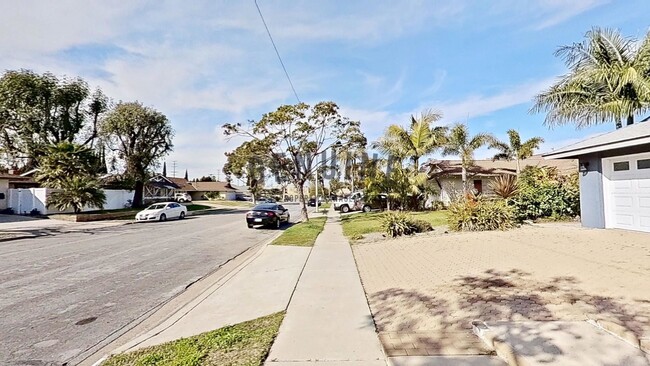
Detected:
left=637, top=159, right=650, bottom=170
left=613, top=161, right=630, bottom=171
left=473, top=179, right=483, bottom=194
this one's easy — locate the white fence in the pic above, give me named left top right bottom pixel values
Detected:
left=8, top=188, right=134, bottom=215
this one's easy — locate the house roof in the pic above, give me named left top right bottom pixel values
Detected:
left=190, top=181, right=238, bottom=192
left=167, top=177, right=195, bottom=191
left=424, top=155, right=577, bottom=178
left=543, top=121, right=650, bottom=159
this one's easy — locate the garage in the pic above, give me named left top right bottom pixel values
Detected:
left=602, top=153, right=650, bottom=232
left=544, top=121, right=650, bottom=232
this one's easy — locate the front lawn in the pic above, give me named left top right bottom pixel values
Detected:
left=341, top=210, right=448, bottom=240
left=271, top=217, right=327, bottom=247
left=212, top=200, right=254, bottom=208
left=185, top=204, right=212, bottom=211
left=102, top=312, right=284, bottom=366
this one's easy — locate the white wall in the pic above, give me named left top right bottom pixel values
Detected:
left=7, top=188, right=133, bottom=214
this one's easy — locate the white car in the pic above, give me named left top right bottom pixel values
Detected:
left=174, top=192, right=192, bottom=202
left=136, top=202, right=187, bottom=222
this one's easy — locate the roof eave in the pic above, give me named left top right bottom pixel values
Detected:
left=544, top=136, right=650, bottom=159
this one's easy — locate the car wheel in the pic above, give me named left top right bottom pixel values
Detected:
left=179, top=211, right=185, bottom=219
left=275, top=218, right=281, bottom=229
left=159, top=213, right=167, bottom=222
left=341, top=205, right=350, bottom=213
left=362, top=205, right=372, bottom=213
left=178, top=198, right=185, bottom=203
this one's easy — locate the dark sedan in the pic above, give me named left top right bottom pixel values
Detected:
left=246, top=203, right=291, bottom=229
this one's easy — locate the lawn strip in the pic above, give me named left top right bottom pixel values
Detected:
left=271, top=217, right=327, bottom=247
left=102, top=312, right=285, bottom=366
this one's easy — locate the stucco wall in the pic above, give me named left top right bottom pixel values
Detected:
left=436, top=176, right=497, bottom=205
left=577, top=155, right=606, bottom=228
left=0, top=179, right=9, bottom=210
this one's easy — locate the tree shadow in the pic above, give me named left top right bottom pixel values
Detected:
left=369, top=268, right=650, bottom=361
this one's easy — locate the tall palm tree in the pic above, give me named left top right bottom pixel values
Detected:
left=372, top=109, right=447, bottom=170
left=532, top=27, right=650, bottom=129
left=442, top=123, right=493, bottom=192
left=490, top=130, right=544, bottom=175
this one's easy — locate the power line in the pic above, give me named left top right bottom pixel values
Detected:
left=254, top=0, right=301, bottom=103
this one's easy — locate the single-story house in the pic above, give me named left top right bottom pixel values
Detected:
left=424, top=155, right=577, bottom=204
left=144, top=175, right=239, bottom=201
left=544, top=121, right=650, bottom=233
left=187, top=181, right=238, bottom=201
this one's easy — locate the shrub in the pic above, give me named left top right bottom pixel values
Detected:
left=489, top=174, right=519, bottom=199
left=447, top=196, right=515, bottom=231
left=205, top=191, right=221, bottom=200
left=381, top=212, right=433, bottom=237
left=512, top=167, right=579, bottom=221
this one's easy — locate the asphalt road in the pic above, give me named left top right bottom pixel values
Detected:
left=0, top=205, right=301, bottom=366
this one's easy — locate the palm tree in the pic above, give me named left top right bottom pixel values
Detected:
left=442, top=123, right=493, bottom=192
left=35, top=142, right=100, bottom=187
left=490, top=130, right=544, bottom=175
left=532, top=27, right=650, bottom=129
left=372, top=109, right=447, bottom=170
left=47, top=176, right=106, bottom=213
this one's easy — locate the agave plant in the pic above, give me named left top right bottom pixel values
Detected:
left=489, top=174, right=519, bottom=199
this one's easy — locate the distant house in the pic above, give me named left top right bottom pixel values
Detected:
left=424, top=155, right=577, bottom=205
left=544, top=121, right=650, bottom=232
left=144, top=175, right=239, bottom=201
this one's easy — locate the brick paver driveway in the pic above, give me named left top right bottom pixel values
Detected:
left=352, top=223, right=650, bottom=356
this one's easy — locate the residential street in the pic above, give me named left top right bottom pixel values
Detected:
left=0, top=205, right=301, bottom=366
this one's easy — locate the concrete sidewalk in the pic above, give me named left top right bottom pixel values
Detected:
left=266, top=211, right=387, bottom=365
left=113, top=243, right=311, bottom=353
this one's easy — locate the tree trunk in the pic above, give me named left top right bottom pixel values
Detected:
left=132, top=180, right=144, bottom=207
left=627, top=114, right=634, bottom=126
left=516, top=159, right=521, bottom=176
left=461, top=166, right=468, bottom=194
left=296, top=181, right=309, bottom=221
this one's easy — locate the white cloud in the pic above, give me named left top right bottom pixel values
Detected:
left=533, top=0, right=608, bottom=30
left=429, top=78, right=557, bottom=123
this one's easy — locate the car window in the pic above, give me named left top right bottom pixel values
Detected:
left=254, top=204, right=276, bottom=210
left=278, top=205, right=285, bottom=210
left=147, top=204, right=166, bottom=210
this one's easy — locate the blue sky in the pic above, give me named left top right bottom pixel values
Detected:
left=1, top=0, right=648, bottom=179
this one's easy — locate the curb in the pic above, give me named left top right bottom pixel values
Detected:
left=80, top=228, right=284, bottom=366
left=472, top=321, right=530, bottom=366
left=585, top=315, right=648, bottom=353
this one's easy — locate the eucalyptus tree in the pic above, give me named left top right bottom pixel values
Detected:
left=532, top=27, right=650, bottom=129
left=489, top=130, right=544, bottom=175
left=101, top=102, right=174, bottom=207
left=0, top=70, right=108, bottom=168
left=442, top=123, right=493, bottom=192
left=224, top=101, right=365, bottom=220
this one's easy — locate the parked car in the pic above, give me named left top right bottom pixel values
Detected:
left=136, top=202, right=187, bottom=222
left=333, top=191, right=386, bottom=213
left=308, top=198, right=322, bottom=207
left=246, top=203, right=290, bottom=229
left=174, top=192, right=192, bottom=203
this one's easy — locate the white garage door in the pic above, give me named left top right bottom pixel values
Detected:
left=603, top=152, right=650, bottom=232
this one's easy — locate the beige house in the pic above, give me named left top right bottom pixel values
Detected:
left=145, top=175, right=239, bottom=202
left=424, top=155, right=577, bottom=205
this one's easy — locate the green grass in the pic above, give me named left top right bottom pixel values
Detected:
left=185, top=204, right=212, bottom=211
left=212, top=201, right=254, bottom=208
left=271, top=217, right=327, bottom=246
left=102, top=312, right=284, bottom=366
left=340, top=210, right=449, bottom=240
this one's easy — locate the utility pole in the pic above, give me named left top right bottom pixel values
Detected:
left=171, top=161, right=177, bottom=178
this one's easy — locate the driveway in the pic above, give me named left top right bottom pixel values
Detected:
left=352, top=224, right=650, bottom=356
left=0, top=205, right=301, bottom=366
